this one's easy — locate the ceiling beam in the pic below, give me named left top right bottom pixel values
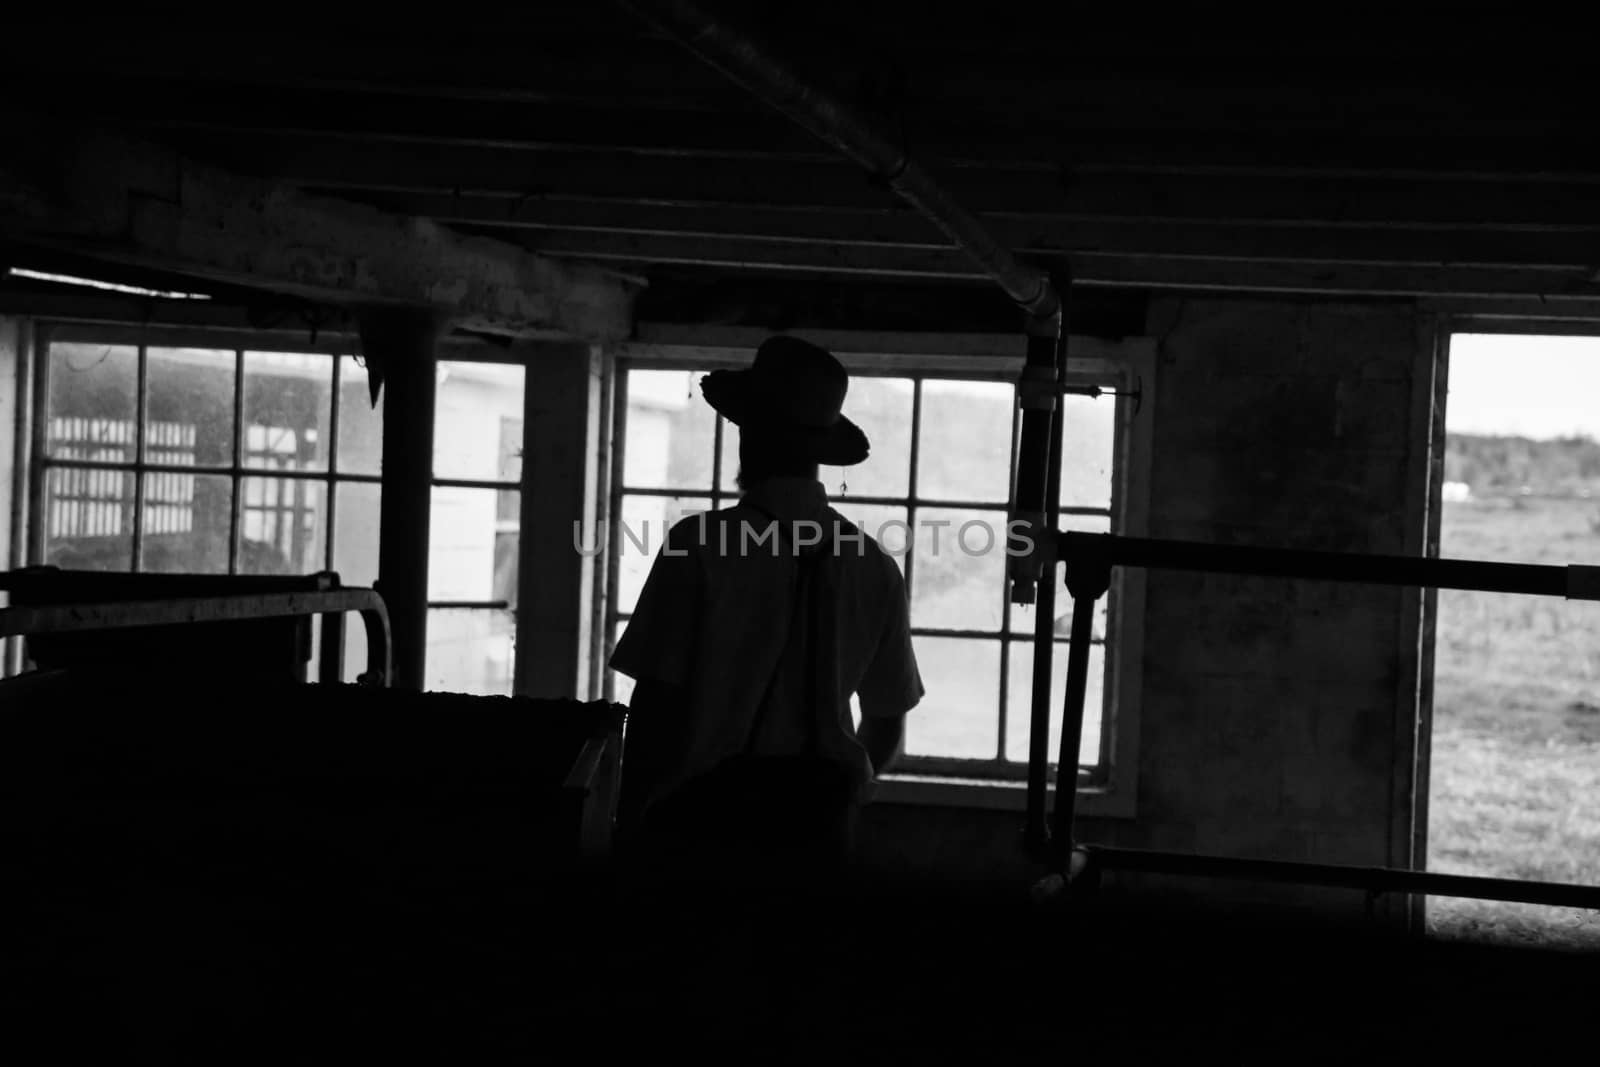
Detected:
left=203, top=135, right=1600, bottom=230
left=352, top=191, right=1600, bottom=270
left=0, top=119, right=642, bottom=340
left=517, top=229, right=1600, bottom=301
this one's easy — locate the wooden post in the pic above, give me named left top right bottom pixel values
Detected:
left=363, top=307, right=445, bottom=692
left=514, top=340, right=605, bottom=699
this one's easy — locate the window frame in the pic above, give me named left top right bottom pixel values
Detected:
left=27, top=323, right=380, bottom=580
left=424, top=356, right=527, bottom=696
left=603, top=328, right=1153, bottom=818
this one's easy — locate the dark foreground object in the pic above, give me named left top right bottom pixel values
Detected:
left=2, top=677, right=1596, bottom=1059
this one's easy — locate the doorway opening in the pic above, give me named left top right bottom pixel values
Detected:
left=1428, top=333, right=1600, bottom=949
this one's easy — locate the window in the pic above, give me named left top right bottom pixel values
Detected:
left=602, top=334, right=1152, bottom=807
left=426, top=360, right=525, bottom=696
left=30, top=330, right=385, bottom=679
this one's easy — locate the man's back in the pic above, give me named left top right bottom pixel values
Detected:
left=611, top=477, right=923, bottom=815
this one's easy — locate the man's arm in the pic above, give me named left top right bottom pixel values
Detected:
left=857, top=715, right=905, bottom=777
left=855, top=558, right=924, bottom=780
left=616, top=678, right=688, bottom=832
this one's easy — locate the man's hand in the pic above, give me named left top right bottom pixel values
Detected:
left=857, top=715, right=905, bottom=778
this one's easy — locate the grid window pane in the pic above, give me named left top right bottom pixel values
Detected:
left=140, top=472, right=232, bottom=573
left=426, top=607, right=515, bottom=695
left=435, top=362, right=525, bottom=482
left=337, top=356, right=383, bottom=475
left=911, top=507, right=1009, bottom=632
left=904, top=636, right=1001, bottom=759
left=429, top=487, right=518, bottom=603
left=238, top=478, right=328, bottom=575
left=333, top=482, right=382, bottom=588
left=242, top=351, right=333, bottom=472
left=1008, top=512, right=1111, bottom=636
left=145, top=347, right=235, bottom=466
left=626, top=370, right=716, bottom=490
left=1059, top=392, right=1117, bottom=509
left=42, top=466, right=134, bottom=570
left=46, top=343, right=138, bottom=458
left=1007, top=641, right=1104, bottom=767
left=916, top=379, right=1012, bottom=502
left=615, top=494, right=713, bottom=616
left=832, top=376, right=914, bottom=498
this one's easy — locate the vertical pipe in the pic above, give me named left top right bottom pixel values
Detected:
left=363, top=307, right=443, bottom=692
left=1023, top=279, right=1069, bottom=857
left=1051, top=591, right=1097, bottom=865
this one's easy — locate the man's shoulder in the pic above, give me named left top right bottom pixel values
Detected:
left=822, top=509, right=906, bottom=576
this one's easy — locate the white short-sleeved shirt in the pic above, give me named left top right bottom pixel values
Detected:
left=610, top=477, right=924, bottom=809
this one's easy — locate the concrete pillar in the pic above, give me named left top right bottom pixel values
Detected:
left=361, top=308, right=445, bottom=691
left=514, top=340, right=605, bottom=699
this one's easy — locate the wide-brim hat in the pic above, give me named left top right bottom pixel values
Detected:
left=700, top=335, right=870, bottom=466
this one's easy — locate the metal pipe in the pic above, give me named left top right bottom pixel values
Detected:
left=1023, top=323, right=1067, bottom=856
left=1086, top=845, right=1600, bottom=913
left=1050, top=593, right=1096, bottom=866
left=1063, top=532, right=1597, bottom=600
left=616, top=0, right=1059, bottom=321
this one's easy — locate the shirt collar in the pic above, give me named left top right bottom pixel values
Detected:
left=739, top=477, right=830, bottom=522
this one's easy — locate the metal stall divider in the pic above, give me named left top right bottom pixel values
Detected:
left=0, top=569, right=394, bottom=687
left=1030, top=531, right=1600, bottom=914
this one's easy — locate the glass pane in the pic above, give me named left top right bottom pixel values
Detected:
left=426, top=607, right=515, bottom=695
left=45, top=343, right=138, bottom=459
left=910, top=507, right=1009, bottom=632
left=614, top=494, right=713, bottom=616
left=835, top=376, right=914, bottom=498
left=904, top=636, right=1000, bottom=759
left=238, top=478, right=327, bottom=575
left=1009, top=512, right=1111, bottom=636
left=242, top=351, right=333, bottom=471
left=434, top=361, right=525, bottom=482
left=429, top=487, right=519, bottom=603
left=146, top=347, right=236, bottom=466
left=625, top=369, right=716, bottom=491
left=343, top=617, right=370, bottom=684
left=916, top=379, right=1012, bottom=502
left=830, top=504, right=909, bottom=564
left=140, top=472, right=232, bottom=573
left=309, top=611, right=377, bottom=685
left=1007, top=641, right=1104, bottom=768
left=1059, top=391, right=1116, bottom=510
left=332, top=481, right=382, bottom=588
left=609, top=621, right=635, bottom=706
left=336, top=356, right=383, bottom=475
left=41, top=466, right=134, bottom=570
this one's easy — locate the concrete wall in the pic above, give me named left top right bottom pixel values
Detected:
left=859, top=298, right=1435, bottom=914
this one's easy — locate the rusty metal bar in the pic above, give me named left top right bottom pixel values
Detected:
left=0, top=587, right=393, bottom=685
left=1085, top=845, right=1600, bottom=912
left=1062, top=531, right=1596, bottom=600
left=1037, top=532, right=1600, bottom=911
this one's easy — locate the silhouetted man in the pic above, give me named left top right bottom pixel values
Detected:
left=610, top=335, right=923, bottom=885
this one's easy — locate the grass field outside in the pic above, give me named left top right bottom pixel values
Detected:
left=1428, top=495, right=1600, bottom=950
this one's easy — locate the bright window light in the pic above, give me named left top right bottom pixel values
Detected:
left=7, top=267, right=211, bottom=301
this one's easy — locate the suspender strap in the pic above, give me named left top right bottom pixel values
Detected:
left=739, top=502, right=828, bottom=757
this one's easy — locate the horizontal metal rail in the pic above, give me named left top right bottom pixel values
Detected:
left=1034, top=532, right=1600, bottom=915
left=1060, top=531, right=1600, bottom=600
left=0, top=588, right=392, bottom=686
left=1086, top=845, right=1600, bottom=912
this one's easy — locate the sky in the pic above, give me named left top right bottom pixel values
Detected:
left=1447, top=334, right=1600, bottom=439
